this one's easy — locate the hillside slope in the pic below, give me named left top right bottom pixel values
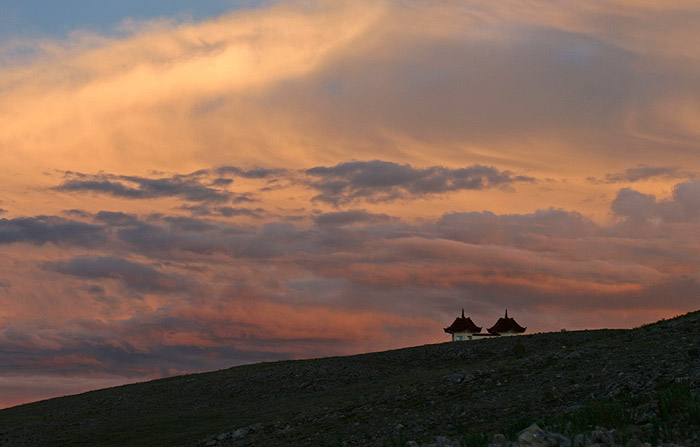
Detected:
left=1, top=311, right=699, bottom=447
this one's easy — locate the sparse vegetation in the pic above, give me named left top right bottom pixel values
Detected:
left=460, top=432, right=489, bottom=447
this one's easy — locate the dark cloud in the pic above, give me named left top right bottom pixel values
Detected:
left=62, top=209, right=92, bottom=218
left=46, top=256, right=189, bottom=294
left=53, top=161, right=531, bottom=208
left=55, top=172, right=231, bottom=203
left=588, top=165, right=695, bottom=184
left=314, top=210, right=394, bottom=227
left=669, top=180, right=700, bottom=220
left=230, top=195, right=257, bottom=203
left=0, top=216, right=104, bottom=246
left=432, top=208, right=598, bottom=246
left=115, top=221, right=216, bottom=256
left=114, top=216, right=345, bottom=261
left=217, top=207, right=264, bottom=218
left=611, top=188, right=657, bottom=222
left=214, top=166, right=286, bottom=179
left=305, top=160, right=534, bottom=205
left=94, top=211, right=139, bottom=226
left=114, top=219, right=263, bottom=260
left=86, top=284, right=106, bottom=295
left=182, top=205, right=264, bottom=218
left=612, top=180, right=700, bottom=223
left=159, top=216, right=218, bottom=232
left=210, top=177, right=234, bottom=186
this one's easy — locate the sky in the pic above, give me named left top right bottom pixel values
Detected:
left=1, top=0, right=699, bottom=409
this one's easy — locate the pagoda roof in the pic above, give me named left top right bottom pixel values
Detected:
left=487, top=309, right=526, bottom=335
left=444, top=309, right=482, bottom=334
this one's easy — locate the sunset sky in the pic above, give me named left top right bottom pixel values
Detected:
left=1, top=0, right=700, bottom=408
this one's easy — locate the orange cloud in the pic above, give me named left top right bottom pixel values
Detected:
left=1, top=0, right=699, bottom=221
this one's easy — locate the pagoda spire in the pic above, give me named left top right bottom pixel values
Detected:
left=505, top=309, right=508, bottom=319
left=461, top=308, right=465, bottom=318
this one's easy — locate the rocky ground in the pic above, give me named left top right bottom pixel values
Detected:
left=0, top=311, right=698, bottom=447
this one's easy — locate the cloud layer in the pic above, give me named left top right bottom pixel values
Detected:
left=306, top=161, right=534, bottom=204
left=4, top=178, right=700, bottom=406
left=588, top=165, right=696, bottom=184
left=0, top=216, right=105, bottom=246
left=55, top=172, right=237, bottom=203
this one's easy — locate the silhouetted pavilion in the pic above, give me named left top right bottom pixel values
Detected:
left=444, top=309, right=483, bottom=341
left=487, top=309, right=526, bottom=335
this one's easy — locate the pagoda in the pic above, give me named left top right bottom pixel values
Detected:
left=487, top=309, right=526, bottom=336
left=444, top=309, right=483, bottom=341
left=444, top=309, right=526, bottom=341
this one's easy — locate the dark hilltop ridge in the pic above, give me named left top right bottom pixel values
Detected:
left=1, top=311, right=699, bottom=447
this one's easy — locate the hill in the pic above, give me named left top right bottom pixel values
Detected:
left=0, top=311, right=699, bottom=447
